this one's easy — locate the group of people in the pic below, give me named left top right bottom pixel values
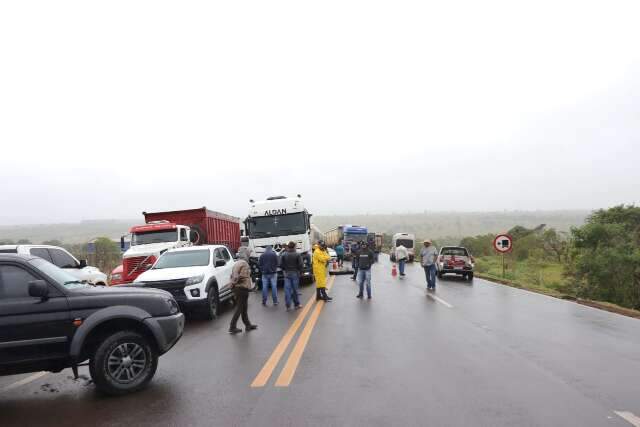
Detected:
left=227, top=238, right=440, bottom=334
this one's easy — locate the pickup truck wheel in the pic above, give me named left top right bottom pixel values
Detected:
left=89, top=330, right=158, bottom=396
left=468, top=273, right=474, bottom=281
left=203, top=286, right=219, bottom=320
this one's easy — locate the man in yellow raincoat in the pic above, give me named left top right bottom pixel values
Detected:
left=313, top=241, right=332, bottom=301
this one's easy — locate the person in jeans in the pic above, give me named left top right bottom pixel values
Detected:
left=420, top=239, right=438, bottom=291
left=350, top=241, right=361, bottom=280
left=259, top=245, right=279, bottom=306
left=229, top=252, right=257, bottom=334
left=395, top=244, right=408, bottom=277
left=355, top=242, right=375, bottom=299
left=280, top=241, right=303, bottom=311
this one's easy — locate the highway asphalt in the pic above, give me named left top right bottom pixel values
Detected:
left=1, top=255, right=639, bottom=427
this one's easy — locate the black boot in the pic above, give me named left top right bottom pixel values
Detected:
left=316, top=288, right=323, bottom=301
left=320, top=288, right=332, bottom=301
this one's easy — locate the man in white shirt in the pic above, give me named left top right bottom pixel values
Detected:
left=395, top=244, right=409, bottom=277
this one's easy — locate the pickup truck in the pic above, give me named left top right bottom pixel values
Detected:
left=133, top=245, right=236, bottom=320
left=0, top=254, right=184, bottom=396
left=436, top=246, right=475, bottom=280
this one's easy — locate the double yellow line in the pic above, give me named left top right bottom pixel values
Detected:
left=251, top=275, right=335, bottom=388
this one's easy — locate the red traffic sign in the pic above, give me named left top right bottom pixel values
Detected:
left=493, top=234, right=513, bottom=253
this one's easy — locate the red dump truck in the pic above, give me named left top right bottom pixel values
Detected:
left=109, top=207, right=241, bottom=285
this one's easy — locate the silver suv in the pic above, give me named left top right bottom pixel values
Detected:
left=0, top=245, right=108, bottom=286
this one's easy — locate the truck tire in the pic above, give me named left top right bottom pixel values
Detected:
left=202, top=284, right=219, bottom=320
left=468, top=272, right=474, bottom=281
left=390, top=254, right=396, bottom=262
left=190, top=225, right=205, bottom=245
left=89, top=330, right=158, bottom=396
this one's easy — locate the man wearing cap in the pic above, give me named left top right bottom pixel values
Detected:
left=420, top=239, right=438, bottom=291
left=355, top=242, right=375, bottom=299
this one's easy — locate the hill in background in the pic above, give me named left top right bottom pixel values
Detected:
left=0, top=211, right=589, bottom=245
left=311, top=210, right=589, bottom=241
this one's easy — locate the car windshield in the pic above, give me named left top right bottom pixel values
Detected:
left=396, top=239, right=414, bottom=248
left=442, top=247, right=468, bottom=256
left=132, top=230, right=178, bottom=246
left=153, top=250, right=210, bottom=269
left=248, top=213, right=307, bottom=237
left=29, top=258, right=90, bottom=289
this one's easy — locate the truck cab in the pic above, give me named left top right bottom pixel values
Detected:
left=244, top=195, right=314, bottom=283
left=111, top=222, right=193, bottom=285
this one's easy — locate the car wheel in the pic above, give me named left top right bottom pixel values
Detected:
left=203, top=286, right=219, bottom=320
left=468, top=273, right=474, bottom=281
left=89, top=330, right=158, bottom=396
left=95, top=282, right=106, bottom=287
left=437, top=272, right=443, bottom=279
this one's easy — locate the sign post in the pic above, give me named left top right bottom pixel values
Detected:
left=493, top=234, right=513, bottom=278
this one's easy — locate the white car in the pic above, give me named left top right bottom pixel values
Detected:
left=0, top=244, right=108, bottom=286
left=133, top=245, right=235, bottom=320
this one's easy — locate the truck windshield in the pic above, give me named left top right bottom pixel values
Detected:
left=153, top=250, right=210, bottom=269
left=396, top=239, right=414, bottom=248
left=248, top=213, right=307, bottom=238
left=132, top=230, right=178, bottom=246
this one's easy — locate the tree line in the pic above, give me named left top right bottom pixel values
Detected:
left=458, top=205, right=640, bottom=310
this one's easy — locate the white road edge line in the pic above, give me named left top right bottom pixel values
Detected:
left=1, top=371, right=48, bottom=393
left=427, top=294, right=453, bottom=308
left=615, top=411, right=640, bottom=427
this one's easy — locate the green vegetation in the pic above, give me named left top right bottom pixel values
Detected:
left=466, top=205, right=640, bottom=312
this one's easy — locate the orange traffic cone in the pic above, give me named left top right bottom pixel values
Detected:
left=392, top=263, right=397, bottom=277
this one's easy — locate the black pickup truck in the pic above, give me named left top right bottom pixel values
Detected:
left=0, top=254, right=184, bottom=395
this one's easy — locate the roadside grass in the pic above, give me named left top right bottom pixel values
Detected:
left=474, top=256, right=640, bottom=320
left=474, top=256, right=568, bottom=297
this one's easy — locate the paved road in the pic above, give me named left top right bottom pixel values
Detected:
left=1, top=255, right=639, bottom=427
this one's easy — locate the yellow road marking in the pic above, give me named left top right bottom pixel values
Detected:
left=275, top=275, right=335, bottom=387
left=250, top=290, right=317, bottom=387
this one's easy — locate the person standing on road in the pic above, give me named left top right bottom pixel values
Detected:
left=313, top=241, right=332, bottom=301
left=280, top=241, right=303, bottom=311
left=395, top=244, right=408, bottom=277
left=229, top=252, right=258, bottom=334
left=259, top=245, right=279, bottom=306
left=420, top=239, right=438, bottom=291
left=335, top=241, right=345, bottom=267
left=355, top=242, right=375, bottom=299
left=350, top=241, right=361, bottom=280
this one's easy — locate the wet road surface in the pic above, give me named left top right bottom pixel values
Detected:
left=1, top=255, right=639, bottom=426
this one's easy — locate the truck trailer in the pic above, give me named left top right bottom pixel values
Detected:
left=109, top=207, right=241, bottom=285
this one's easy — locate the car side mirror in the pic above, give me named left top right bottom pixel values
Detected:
left=79, top=259, right=87, bottom=268
left=28, top=280, right=49, bottom=299
left=215, top=259, right=226, bottom=267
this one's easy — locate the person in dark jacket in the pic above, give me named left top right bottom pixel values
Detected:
left=355, top=242, right=375, bottom=299
left=280, top=241, right=303, bottom=311
left=350, top=241, right=361, bottom=280
left=259, top=245, right=279, bottom=306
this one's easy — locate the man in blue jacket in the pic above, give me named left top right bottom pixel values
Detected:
left=259, top=246, right=279, bottom=306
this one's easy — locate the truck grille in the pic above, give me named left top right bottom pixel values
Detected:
left=141, top=279, right=187, bottom=300
left=123, top=255, right=156, bottom=281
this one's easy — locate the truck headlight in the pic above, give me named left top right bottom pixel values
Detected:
left=166, top=298, right=179, bottom=315
left=185, top=274, right=204, bottom=285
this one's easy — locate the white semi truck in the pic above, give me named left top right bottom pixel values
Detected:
left=244, top=195, right=314, bottom=283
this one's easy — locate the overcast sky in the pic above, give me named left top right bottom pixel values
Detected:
left=1, top=0, right=639, bottom=225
